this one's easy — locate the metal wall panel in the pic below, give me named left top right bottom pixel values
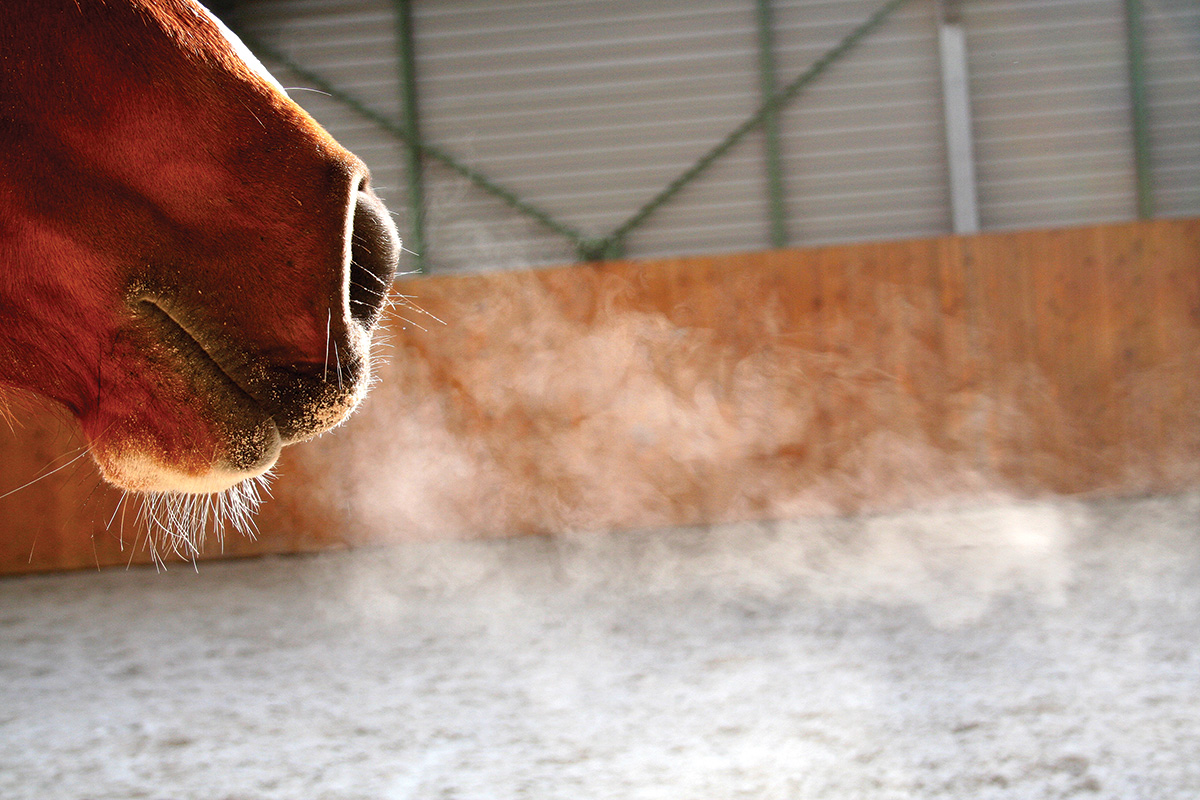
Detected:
left=772, top=0, right=951, bottom=246
left=228, top=0, right=1196, bottom=273
left=1143, top=0, right=1200, bottom=218
left=413, top=0, right=767, bottom=270
left=963, top=0, right=1139, bottom=230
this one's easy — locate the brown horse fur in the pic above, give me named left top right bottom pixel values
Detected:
left=0, top=1, right=398, bottom=543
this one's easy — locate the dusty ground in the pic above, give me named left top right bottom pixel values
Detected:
left=1, top=493, right=1198, bottom=799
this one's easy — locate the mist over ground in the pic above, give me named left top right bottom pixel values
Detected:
left=2, top=492, right=1198, bottom=799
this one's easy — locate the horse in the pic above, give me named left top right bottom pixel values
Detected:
left=0, top=1, right=400, bottom=543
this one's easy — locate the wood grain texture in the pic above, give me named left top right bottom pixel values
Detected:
left=4, top=219, right=1199, bottom=573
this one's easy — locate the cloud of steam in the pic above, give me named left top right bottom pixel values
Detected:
left=317, top=275, right=1013, bottom=544
left=332, top=494, right=1077, bottom=639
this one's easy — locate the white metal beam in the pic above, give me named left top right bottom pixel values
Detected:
left=937, top=0, right=980, bottom=234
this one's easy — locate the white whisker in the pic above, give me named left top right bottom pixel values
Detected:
left=334, top=342, right=343, bottom=391
left=349, top=261, right=394, bottom=287
left=394, top=298, right=446, bottom=327
left=106, top=489, right=130, bottom=531
left=0, top=446, right=93, bottom=501
left=323, top=309, right=331, bottom=382
left=127, top=471, right=273, bottom=567
left=349, top=280, right=391, bottom=298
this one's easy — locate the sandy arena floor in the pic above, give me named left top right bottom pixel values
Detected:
left=1, top=493, right=1199, bottom=799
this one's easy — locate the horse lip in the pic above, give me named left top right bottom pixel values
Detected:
left=134, top=298, right=273, bottom=421
left=132, top=297, right=366, bottom=445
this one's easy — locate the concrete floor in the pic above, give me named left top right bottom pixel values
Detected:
left=1, top=493, right=1199, bottom=799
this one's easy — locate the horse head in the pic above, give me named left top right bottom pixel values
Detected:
left=0, top=2, right=399, bottom=499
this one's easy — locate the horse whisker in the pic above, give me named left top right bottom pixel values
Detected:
left=323, top=309, right=331, bottom=382
left=348, top=259, right=394, bottom=286
left=348, top=280, right=391, bottom=298
left=391, top=299, right=446, bottom=327
left=334, top=342, right=343, bottom=391
left=0, top=447, right=94, bottom=502
left=403, top=316, right=430, bottom=332
left=129, top=471, right=272, bottom=568
left=283, top=87, right=332, bottom=97
left=106, top=487, right=130, bottom=530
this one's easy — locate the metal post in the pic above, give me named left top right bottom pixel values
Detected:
left=395, top=0, right=427, bottom=271
left=755, top=0, right=788, bottom=248
left=937, top=0, right=980, bottom=235
left=1123, top=0, right=1153, bottom=219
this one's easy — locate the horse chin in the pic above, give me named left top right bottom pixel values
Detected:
left=94, top=442, right=280, bottom=495
left=89, top=414, right=283, bottom=495
left=85, top=343, right=283, bottom=496
left=86, top=324, right=373, bottom=496
left=91, top=371, right=371, bottom=495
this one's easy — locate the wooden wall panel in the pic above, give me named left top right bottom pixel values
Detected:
left=2, top=219, right=1199, bottom=573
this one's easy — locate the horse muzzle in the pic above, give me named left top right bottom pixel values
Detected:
left=94, top=179, right=401, bottom=495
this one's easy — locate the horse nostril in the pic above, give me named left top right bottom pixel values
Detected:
left=347, top=188, right=401, bottom=327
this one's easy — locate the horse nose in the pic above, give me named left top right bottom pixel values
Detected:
left=346, top=185, right=400, bottom=328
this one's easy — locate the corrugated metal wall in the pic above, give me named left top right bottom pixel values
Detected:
left=1144, top=0, right=1200, bottom=218
left=231, top=0, right=1199, bottom=274
left=963, top=0, right=1138, bottom=230
left=772, top=0, right=950, bottom=245
left=416, top=0, right=767, bottom=269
